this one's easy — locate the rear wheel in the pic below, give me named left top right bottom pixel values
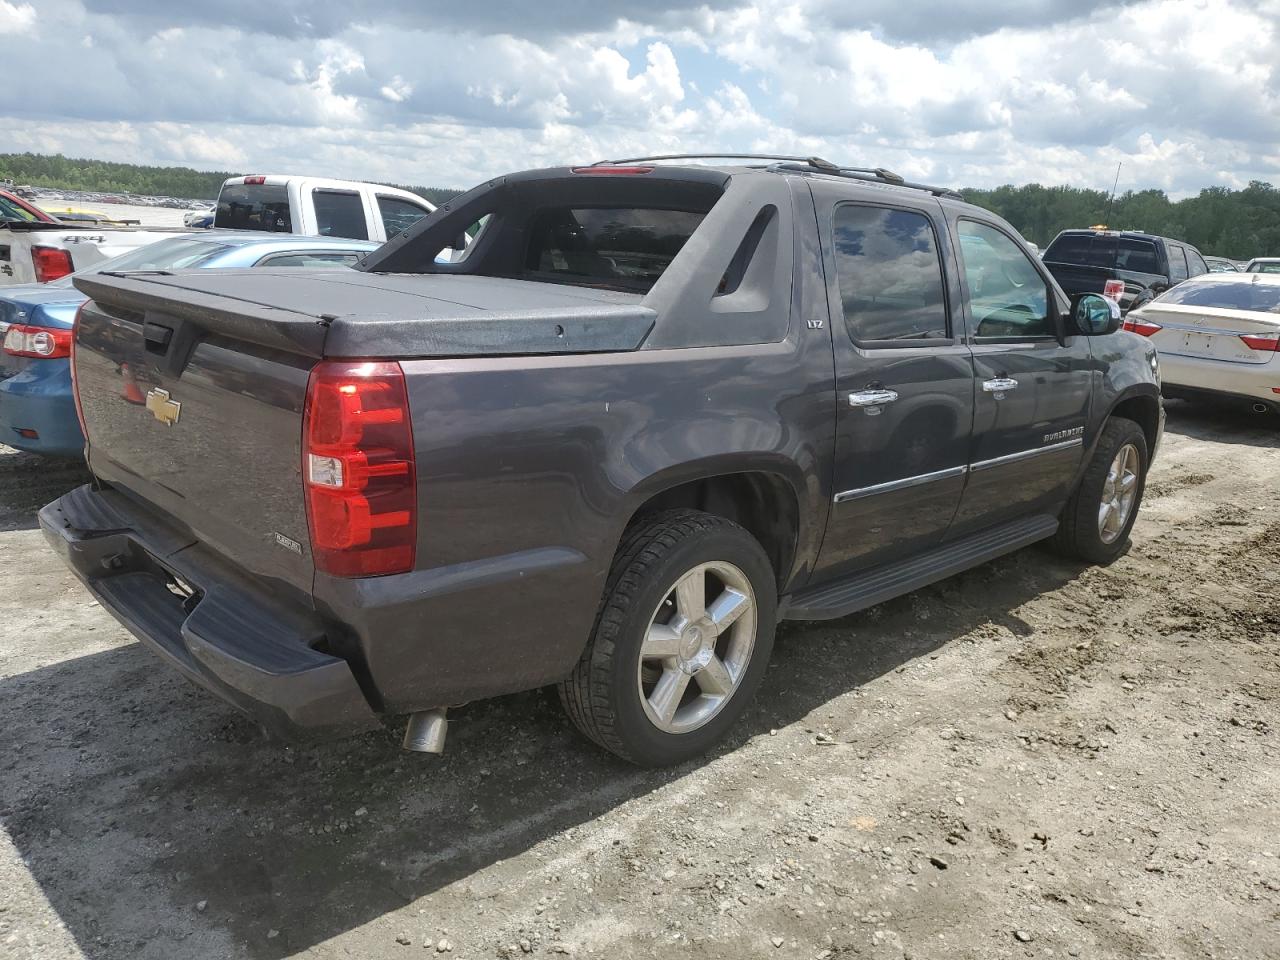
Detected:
left=558, top=510, right=777, bottom=766
left=1051, top=418, right=1148, bottom=564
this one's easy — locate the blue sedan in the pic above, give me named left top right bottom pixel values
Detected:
left=0, top=231, right=377, bottom=456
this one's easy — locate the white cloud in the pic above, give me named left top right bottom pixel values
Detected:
left=0, top=0, right=35, bottom=34
left=1, top=0, right=1277, bottom=196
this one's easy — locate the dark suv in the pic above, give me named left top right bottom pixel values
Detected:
left=43, top=157, right=1164, bottom=767
left=1042, top=229, right=1209, bottom=314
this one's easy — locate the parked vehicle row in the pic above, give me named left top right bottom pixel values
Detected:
left=0, top=175, right=435, bottom=287
left=38, top=156, right=1164, bottom=767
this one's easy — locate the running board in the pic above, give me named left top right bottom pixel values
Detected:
left=781, top=514, right=1059, bottom=621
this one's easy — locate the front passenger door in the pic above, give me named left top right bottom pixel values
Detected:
left=950, top=219, right=1092, bottom=533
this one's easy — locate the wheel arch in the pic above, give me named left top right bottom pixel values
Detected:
left=619, top=461, right=813, bottom=593
left=1104, top=387, right=1162, bottom=455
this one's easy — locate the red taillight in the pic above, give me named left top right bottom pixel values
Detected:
left=1103, top=279, right=1125, bottom=300
left=2, top=323, right=73, bottom=358
left=570, top=166, right=655, bottom=175
left=1123, top=317, right=1162, bottom=337
left=1240, top=332, right=1280, bottom=352
left=242, top=176, right=266, bottom=185
left=70, top=304, right=89, bottom=440
left=31, top=246, right=74, bottom=283
left=303, top=361, right=416, bottom=577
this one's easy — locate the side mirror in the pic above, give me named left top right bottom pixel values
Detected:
left=1072, top=293, right=1122, bottom=336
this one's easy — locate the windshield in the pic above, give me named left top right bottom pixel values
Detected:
left=0, top=194, right=41, bottom=223
left=48, top=236, right=231, bottom=288
left=1157, top=278, right=1280, bottom=313
left=1247, top=261, right=1280, bottom=274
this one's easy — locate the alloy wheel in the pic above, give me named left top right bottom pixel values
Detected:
left=636, top=560, right=757, bottom=735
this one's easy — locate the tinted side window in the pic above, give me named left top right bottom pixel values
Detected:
left=958, top=220, right=1053, bottom=339
left=377, top=196, right=431, bottom=237
left=1116, top=238, right=1158, bottom=273
left=1187, top=249, right=1208, bottom=276
left=1168, top=244, right=1189, bottom=281
left=831, top=204, right=948, bottom=344
left=313, top=190, right=368, bottom=240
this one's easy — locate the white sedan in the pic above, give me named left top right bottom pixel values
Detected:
left=1245, top=257, right=1280, bottom=274
left=1123, top=272, right=1280, bottom=414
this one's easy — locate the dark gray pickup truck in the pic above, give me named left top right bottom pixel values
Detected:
left=41, top=157, right=1163, bottom=766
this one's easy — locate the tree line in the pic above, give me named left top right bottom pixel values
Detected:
left=0, top=152, right=459, bottom=208
left=4, top=151, right=1276, bottom=259
left=961, top=181, right=1280, bottom=260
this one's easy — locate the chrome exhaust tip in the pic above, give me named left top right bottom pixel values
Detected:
left=403, top=708, right=448, bottom=754
left=1252, top=402, right=1270, bottom=414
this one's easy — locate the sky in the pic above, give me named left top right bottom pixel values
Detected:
left=3, top=0, right=1278, bottom=195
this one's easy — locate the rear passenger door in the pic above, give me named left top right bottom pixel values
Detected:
left=948, top=218, right=1092, bottom=533
left=812, top=190, right=975, bottom=579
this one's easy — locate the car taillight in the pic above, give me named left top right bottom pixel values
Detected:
left=31, top=246, right=74, bottom=283
left=1122, top=317, right=1162, bottom=337
left=242, top=176, right=266, bottom=185
left=70, top=304, right=89, bottom=440
left=1240, top=332, right=1280, bottom=352
left=2, top=323, right=73, bottom=358
left=1103, top=279, right=1126, bottom=300
left=303, top=360, right=416, bottom=577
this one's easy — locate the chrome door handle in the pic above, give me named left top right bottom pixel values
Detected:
left=848, top=389, right=899, bottom=407
left=982, top=377, right=1019, bottom=393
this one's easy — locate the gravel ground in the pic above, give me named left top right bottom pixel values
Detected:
left=1, top=400, right=1277, bottom=960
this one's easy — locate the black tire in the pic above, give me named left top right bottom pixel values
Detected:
left=1051, top=417, right=1148, bottom=564
left=558, top=509, right=777, bottom=766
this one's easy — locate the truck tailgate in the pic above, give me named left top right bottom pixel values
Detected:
left=73, top=277, right=321, bottom=596
left=70, top=269, right=655, bottom=596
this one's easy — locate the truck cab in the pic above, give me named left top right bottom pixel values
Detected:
left=213, top=176, right=436, bottom=243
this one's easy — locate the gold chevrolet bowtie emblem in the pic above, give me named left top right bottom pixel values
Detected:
left=145, top=387, right=181, bottom=426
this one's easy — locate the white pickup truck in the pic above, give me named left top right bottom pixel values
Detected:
left=0, top=176, right=436, bottom=287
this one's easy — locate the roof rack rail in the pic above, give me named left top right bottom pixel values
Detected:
left=591, top=154, right=963, bottom=200
left=770, top=162, right=964, bottom=200
left=593, top=153, right=844, bottom=171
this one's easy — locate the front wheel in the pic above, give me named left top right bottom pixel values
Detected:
left=558, top=510, right=777, bottom=766
left=1051, top=418, right=1148, bottom=564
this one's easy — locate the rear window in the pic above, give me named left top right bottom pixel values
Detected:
left=1248, top=261, right=1280, bottom=274
left=215, top=184, right=292, bottom=232
left=76, top=237, right=231, bottom=282
left=1045, top=234, right=1109, bottom=266
left=1158, top=279, right=1280, bottom=313
left=524, top=207, right=705, bottom=292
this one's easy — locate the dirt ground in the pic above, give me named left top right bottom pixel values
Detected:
left=1, top=400, right=1277, bottom=960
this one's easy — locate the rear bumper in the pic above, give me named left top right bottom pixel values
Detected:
left=40, top=485, right=379, bottom=738
left=1159, top=353, right=1280, bottom=408
left=0, top=359, right=85, bottom=456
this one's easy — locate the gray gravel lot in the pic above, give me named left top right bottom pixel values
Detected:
left=1, top=401, right=1278, bottom=960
